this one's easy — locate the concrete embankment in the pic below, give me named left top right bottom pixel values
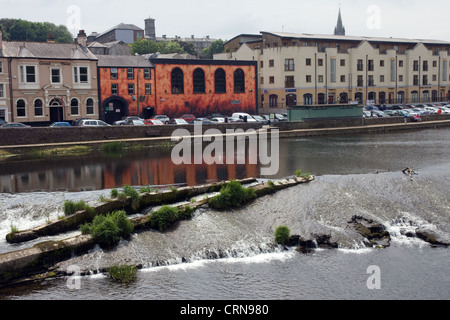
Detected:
left=0, top=176, right=313, bottom=287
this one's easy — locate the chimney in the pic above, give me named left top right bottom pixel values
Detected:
left=47, top=34, right=56, bottom=43
left=191, top=35, right=195, bottom=39
left=77, top=30, right=87, bottom=47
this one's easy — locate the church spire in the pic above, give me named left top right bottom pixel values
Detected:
left=334, top=6, right=346, bottom=36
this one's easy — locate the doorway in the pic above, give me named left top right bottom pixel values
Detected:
left=102, top=96, right=129, bottom=124
left=49, top=98, right=64, bottom=122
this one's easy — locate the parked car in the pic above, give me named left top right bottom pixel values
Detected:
left=145, top=119, right=164, bottom=126
left=190, top=118, right=214, bottom=124
left=171, top=118, right=189, bottom=125
left=50, top=122, right=71, bottom=127
left=227, top=117, right=244, bottom=123
left=119, top=118, right=146, bottom=126
left=231, top=112, right=257, bottom=122
left=210, top=117, right=227, bottom=123
left=113, top=116, right=144, bottom=126
left=154, top=115, right=171, bottom=124
left=384, top=110, right=402, bottom=117
left=79, top=120, right=110, bottom=127
left=71, top=118, right=92, bottom=126
left=437, top=107, right=450, bottom=114
left=182, top=114, right=196, bottom=123
left=252, top=115, right=269, bottom=124
left=1, top=122, right=31, bottom=128
left=0, top=119, right=7, bottom=126
left=209, top=113, right=225, bottom=119
left=274, top=114, right=288, bottom=121
left=424, top=106, right=439, bottom=114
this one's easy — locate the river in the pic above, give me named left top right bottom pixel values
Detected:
left=0, top=128, right=449, bottom=301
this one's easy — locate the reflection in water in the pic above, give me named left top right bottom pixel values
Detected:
left=1, top=128, right=450, bottom=194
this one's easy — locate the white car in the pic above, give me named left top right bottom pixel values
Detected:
left=438, top=107, right=450, bottom=114
left=80, top=120, right=110, bottom=127
left=172, top=118, right=189, bottom=125
left=231, top=112, right=257, bottom=122
left=210, top=117, right=226, bottom=123
left=424, top=106, right=439, bottom=114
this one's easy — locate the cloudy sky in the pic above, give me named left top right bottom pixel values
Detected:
left=2, top=0, right=450, bottom=42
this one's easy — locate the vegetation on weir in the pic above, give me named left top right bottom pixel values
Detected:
left=275, top=226, right=291, bottom=245
left=296, top=169, right=311, bottom=180
left=107, top=265, right=138, bottom=284
left=208, top=180, right=257, bottom=210
left=148, top=205, right=194, bottom=232
left=63, top=200, right=94, bottom=216
left=80, top=210, right=134, bottom=248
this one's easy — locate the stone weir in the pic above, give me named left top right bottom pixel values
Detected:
left=0, top=176, right=314, bottom=287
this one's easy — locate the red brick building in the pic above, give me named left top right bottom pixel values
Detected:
left=98, top=56, right=258, bottom=123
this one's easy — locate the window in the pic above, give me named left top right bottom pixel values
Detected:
left=318, top=75, right=324, bottom=83
left=71, top=99, right=79, bottom=115
left=443, top=61, right=448, bottom=82
left=413, top=60, right=419, bottom=71
left=20, top=66, right=36, bottom=83
left=285, top=59, right=294, bottom=71
left=269, top=60, right=274, bottom=67
left=380, top=60, right=385, bottom=67
left=214, top=68, right=226, bottom=94
left=423, top=75, right=428, bottom=86
left=340, top=75, right=346, bottom=83
left=433, top=75, right=437, bottom=82
left=330, top=59, right=336, bottom=83
left=303, top=94, right=313, bottom=105
left=0, top=84, right=4, bottom=98
left=399, top=60, right=404, bottom=67
left=51, top=68, right=61, bottom=83
left=433, top=61, right=437, bottom=68
left=112, top=84, right=119, bottom=95
left=128, top=84, right=135, bottom=95
left=145, top=84, right=152, bottom=95
left=74, top=67, right=89, bottom=83
left=357, top=60, right=363, bottom=71
left=423, top=60, right=428, bottom=72
left=0, top=62, right=3, bottom=73
left=171, top=68, right=184, bottom=94
left=144, top=68, right=151, bottom=79
left=399, top=75, right=403, bottom=82
left=234, top=69, right=245, bottom=93
left=368, top=75, right=375, bottom=86
left=34, top=99, right=43, bottom=116
left=306, top=75, right=312, bottom=83
left=340, top=59, right=346, bottom=67
left=269, top=94, right=278, bottom=107
left=127, top=68, right=134, bottom=80
left=285, top=76, right=295, bottom=88
left=368, top=60, right=374, bottom=71
left=86, top=98, right=94, bottom=115
left=17, top=99, right=26, bottom=117
left=269, top=76, right=275, bottom=84
left=318, top=59, right=323, bottom=67
left=193, top=68, right=205, bottom=94
left=380, top=75, right=385, bottom=83
left=111, top=68, right=118, bottom=79
left=260, top=61, right=264, bottom=68
left=260, top=77, right=264, bottom=85
left=413, top=75, right=419, bottom=86
left=306, top=58, right=311, bottom=66
left=357, top=75, right=364, bottom=87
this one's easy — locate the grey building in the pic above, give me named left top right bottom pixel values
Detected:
left=90, top=23, right=145, bottom=45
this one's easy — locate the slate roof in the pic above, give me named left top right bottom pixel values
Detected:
left=97, top=55, right=153, bottom=68
left=1, top=41, right=97, bottom=60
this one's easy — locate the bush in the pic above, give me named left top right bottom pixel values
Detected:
left=208, top=180, right=257, bottom=210
left=63, top=200, right=93, bottom=216
left=122, top=185, right=141, bottom=210
left=81, top=210, right=134, bottom=247
left=295, top=169, right=311, bottom=179
left=110, top=189, right=119, bottom=198
left=107, top=264, right=137, bottom=284
left=275, top=226, right=291, bottom=245
left=149, top=206, right=179, bottom=232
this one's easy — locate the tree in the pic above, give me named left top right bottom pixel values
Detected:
left=1, top=19, right=73, bottom=43
left=175, top=40, right=197, bottom=56
left=202, top=39, right=226, bottom=59
left=130, top=39, right=159, bottom=55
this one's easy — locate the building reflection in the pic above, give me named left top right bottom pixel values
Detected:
left=0, top=151, right=260, bottom=194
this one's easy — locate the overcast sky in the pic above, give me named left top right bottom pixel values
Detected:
left=2, top=0, right=450, bottom=42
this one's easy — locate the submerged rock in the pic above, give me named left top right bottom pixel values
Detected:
left=415, top=228, right=449, bottom=247
left=349, top=215, right=391, bottom=248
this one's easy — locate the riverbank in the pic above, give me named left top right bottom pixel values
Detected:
left=1, top=116, right=450, bottom=155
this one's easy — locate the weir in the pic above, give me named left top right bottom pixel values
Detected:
left=0, top=175, right=314, bottom=288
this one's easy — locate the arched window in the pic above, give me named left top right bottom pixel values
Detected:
left=171, top=68, right=184, bottom=94
left=215, top=68, right=226, bottom=94
left=379, top=92, right=386, bottom=104
left=318, top=93, right=326, bottom=105
left=34, top=99, right=43, bottom=116
left=86, top=98, right=94, bottom=115
left=397, top=91, right=405, bottom=104
left=303, top=94, right=313, bottom=105
left=286, top=94, right=297, bottom=107
left=17, top=99, right=26, bottom=117
left=411, top=91, right=419, bottom=102
left=339, top=92, right=349, bottom=104
left=423, top=90, right=430, bottom=102
left=355, top=92, right=364, bottom=104
left=368, top=91, right=377, bottom=103
left=234, top=69, right=245, bottom=93
left=71, top=98, right=79, bottom=115
left=193, top=68, right=205, bottom=94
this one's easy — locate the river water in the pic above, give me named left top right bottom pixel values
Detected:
left=0, top=128, right=449, bottom=301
